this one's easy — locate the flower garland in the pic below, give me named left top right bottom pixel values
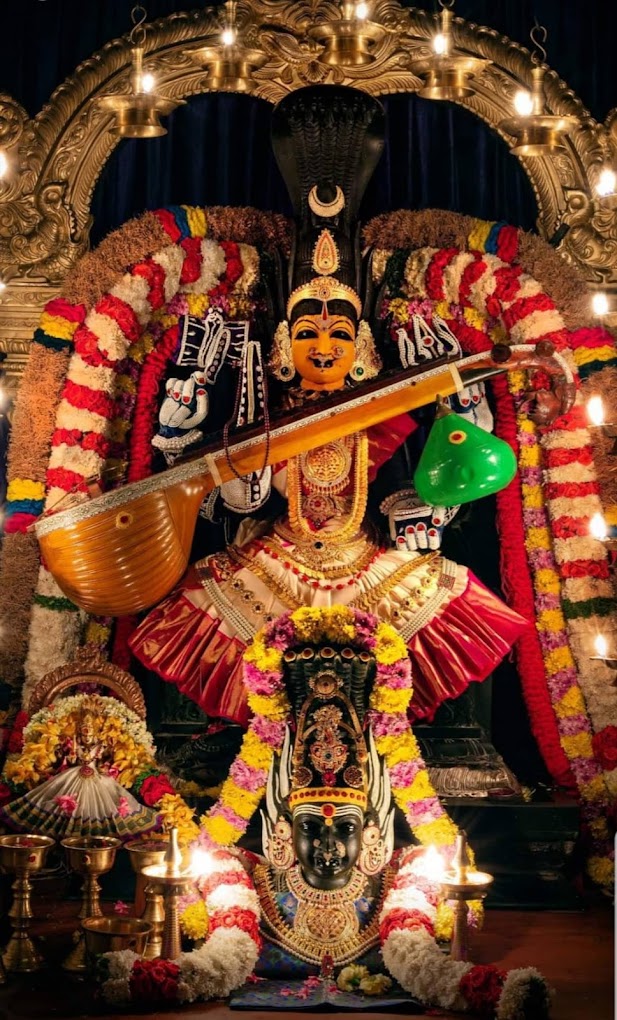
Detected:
left=201, top=606, right=458, bottom=854
left=379, top=847, right=551, bottom=1019
left=99, top=849, right=260, bottom=1006
left=373, top=232, right=616, bottom=886
left=7, top=208, right=261, bottom=705
left=199, top=605, right=478, bottom=937
left=99, top=840, right=548, bottom=1017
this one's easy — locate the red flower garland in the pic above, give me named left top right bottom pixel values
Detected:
left=460, top=964, right=507, bottom=1014
left=129, top=959, right=180, bottom=1004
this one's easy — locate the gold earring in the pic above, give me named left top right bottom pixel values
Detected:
left=267, top=816, right=295, bottom=871
left=350, top=320, right=382, bottom=382
left=358, top=821, right=387, bottom=875
left=270, top=320, right=294, bottom=381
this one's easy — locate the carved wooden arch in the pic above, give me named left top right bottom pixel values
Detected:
left=1, top=0, right=616, bottom=379
left=27, top=645, right=147, bottom=718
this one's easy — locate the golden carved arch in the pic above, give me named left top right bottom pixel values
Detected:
left=0, top=0, right=615, bottom=375
left=26, top=645, right=147, bottom=719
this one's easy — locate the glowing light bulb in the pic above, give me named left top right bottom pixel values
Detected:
left=595, top=634, right=608, bottom=659
left=592, top=292, right=609, bottom=317
left=0, top=281, right=6, bottom=293
left=140, top=72, right=156, bottom=94
left=355, top=1, right=369, bottom=18
left=513, top=90, right=534, bottom=117
left=432, top=32, right=448, bottom=55
left=590, top=512, right=608, bottom=541
left=596, top=167, right=617, bottom=198
left=587, top=394, right=605, bottom=427
left=0, top=152, right=7, bottom=178
left=221, top=27, right=236, bottom=45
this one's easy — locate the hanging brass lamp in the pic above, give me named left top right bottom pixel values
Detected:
left=500, top=23, right=578, bottom=156
left=309, top=2, right=386, bottom=67
left=410, top=0, right=490, bottom=100
left=186, top=1, right=267, bottom=93
left=97, top=5, right=184, bottom=138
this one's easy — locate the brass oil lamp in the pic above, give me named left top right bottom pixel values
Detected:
left=0, top=834, right=55, bottom=974
left=125, top=837, right=170, bottom=960
left=440, top=831, right=493, bottom=962
left=61, top=834, right=121, bottom=972
left=142, top=828, right=194, bottom=960
left=499, top=24, right=578, bottom=156
left=185, top=2, right=267, bottom=94
left=410, top=0, right=490, bottom=100
left=96, top=4, right=185, bottom=138
left=309, top=2, right=386, bottom=67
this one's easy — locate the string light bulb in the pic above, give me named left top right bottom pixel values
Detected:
left=596, top=167, right=617, bottom=197
left=96, top=4, right=184, bottom=138
left=500, top=22, right=578, bottom=155
left=355, top=2, right=369, bottom=20
left=0, top=152, right=8, bottom=179
left=592, top=292, right=609, bottom=317
left=587, top=394, right=605, bottom=427
left=410, top=0, right=490, bottom=100
left=590, top=512, right=608, bottom=541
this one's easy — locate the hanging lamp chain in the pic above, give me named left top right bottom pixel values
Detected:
left=129, top=4, right=148, bottom=48
left=530, top=20, right=548, bottom=65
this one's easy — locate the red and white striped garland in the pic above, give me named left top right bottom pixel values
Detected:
left=375, top=241, right=616, bottom=886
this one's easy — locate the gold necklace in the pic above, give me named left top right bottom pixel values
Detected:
left=287, top=432, right=369, bottom=546
left=350, top=552, right=441, bottom=612
left=254, top=863, right=394, bottom=967
left=271, top=521, right=371, bottom=571
left=228, top=545, right=440, bottom=614
left=257, top=534, right=381, bottom=581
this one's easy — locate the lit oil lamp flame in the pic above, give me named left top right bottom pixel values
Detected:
left=415, top=844, right=445, bottom=881
left=190, top=847, right=216, bottom=880
left=587, top=395, right=605, bottom=427
left=590, top=512, right=608, bottom=541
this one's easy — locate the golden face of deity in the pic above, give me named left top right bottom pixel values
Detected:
left=291, top=311, right=356, bottom=391
left=79, top=715, right=96, bottom=747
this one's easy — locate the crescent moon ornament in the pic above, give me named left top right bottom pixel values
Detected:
left=308, top=185, right=345, bottom=218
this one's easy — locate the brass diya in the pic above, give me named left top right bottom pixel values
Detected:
left=82, top=917, right=152, bottom=970
left=440, top=831, right=493, bottom=962
left=125, top=837, right=170, bottom=960
left=142, top=828, right=194, bottom=961
left=0, top=834, right=55, bottom=974
left=61, top=835, right=121, bottom=972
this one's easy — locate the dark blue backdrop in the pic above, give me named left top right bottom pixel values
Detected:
left=0, top=0, right=615, bottom=241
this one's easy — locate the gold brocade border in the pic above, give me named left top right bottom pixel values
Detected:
left=254, top=861, right=395, bottom=967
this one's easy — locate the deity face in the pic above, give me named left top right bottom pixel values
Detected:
left=293, top=809, right=362, bottom=890
left=290, top=310, right=356, bottom=392
left=79, top=717, right=96, bottom=747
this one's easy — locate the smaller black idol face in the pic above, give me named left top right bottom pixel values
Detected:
left=293, top=810, right=362, bottom=890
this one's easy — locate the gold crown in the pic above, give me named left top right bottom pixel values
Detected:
left=288, top=786, right=368, bottom=812
left=287, top=275, right=362, bottom=320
